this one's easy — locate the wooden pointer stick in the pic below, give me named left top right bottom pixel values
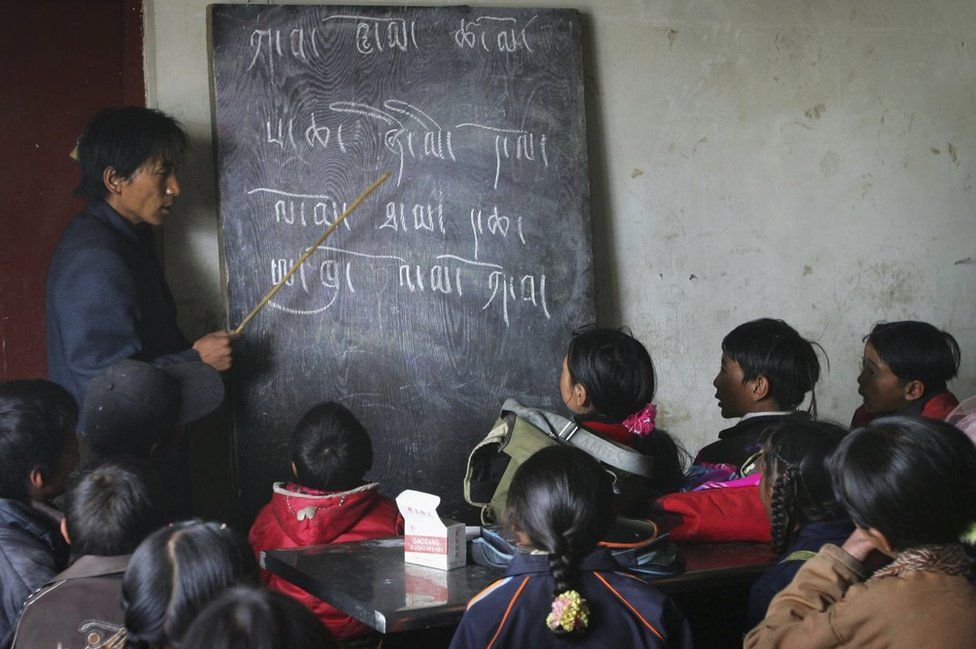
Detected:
left=233, top=171, right=391, bottom=334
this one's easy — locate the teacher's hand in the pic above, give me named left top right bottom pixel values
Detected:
left=193, top=330, right=243, bottom=371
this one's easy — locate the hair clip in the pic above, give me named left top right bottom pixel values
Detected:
left=623, top=403, right=657, bottom=437
left=546, top=590, right=590, bottom=633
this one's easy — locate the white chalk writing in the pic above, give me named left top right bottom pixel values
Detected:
left=382, top=198, right=446, bottom=234
left=247, top=189, right=351, bottom=230
left=453, top=15, right=537, bottom=53
left=483, top=271, right=550, bottom=325
left=469, top=206, right=525, bottom=259
left=322, top=15, right=419, bottom=55
left=454, top=123, right=549, bottom=189
left=248, top=27, right=321, bottom=76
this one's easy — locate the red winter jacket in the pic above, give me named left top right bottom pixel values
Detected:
left=851, top=390, right=959, bottom=428
left=248, top=482, right=403, bottom=640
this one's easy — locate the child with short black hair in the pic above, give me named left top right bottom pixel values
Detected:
left=561, top=326, right=687, bottom=501
left=450, top=446, right=691, bottom=648
left=248, top=401, right=402, bottom=641
left=0, top=379, right=79, bottom=648
left=745, top=421, right=851, bottom=629
left=853, top=320, right=961, bottom=426
left=12, top=458, right=168, bottom=649
left=745, top=416, right=976, bottom=647
left=696, top=318, right=822, bottom=473
left=182, top=586, right=338, bottom=649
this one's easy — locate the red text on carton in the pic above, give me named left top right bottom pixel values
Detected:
left=396, top=490, right=465, bottom=570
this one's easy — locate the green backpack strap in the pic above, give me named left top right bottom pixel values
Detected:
left=780, top=550, right=818, bottom=563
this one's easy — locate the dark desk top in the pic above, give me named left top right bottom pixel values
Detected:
left=263, top=537, right=775, bottom=634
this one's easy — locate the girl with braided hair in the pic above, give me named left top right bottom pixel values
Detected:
left=746, top=420, right=852, bottom=629
left=746, top=416, right=976, bottom=648
left=450, top=446, right=691, bottom=649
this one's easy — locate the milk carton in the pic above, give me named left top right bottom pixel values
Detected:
left=396, top=490, right=466, bottom=570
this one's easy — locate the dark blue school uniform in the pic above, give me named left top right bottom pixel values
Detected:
left=745, top=518, right=854, bottom=631
left=449, top=549, right=692, bottom=649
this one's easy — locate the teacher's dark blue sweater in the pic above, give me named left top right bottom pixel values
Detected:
left=46, top=201, right=198, bottom=405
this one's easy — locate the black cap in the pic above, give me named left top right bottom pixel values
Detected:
left=80, top=359, right=224, bottom=455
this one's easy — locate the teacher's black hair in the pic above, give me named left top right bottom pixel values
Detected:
left=566, top=326, right=655, bottom=421
left=120, top=520, right=258, bottom=649
left=864, top=321, right=960, bottom=394
left=0, top=379, right=77, bottom=501
left=75, top=106, right=187, bottom=203
left=829, top=416, right=976, bottom=552
left=181, top=586, right=337, bottom=649
left=64, top=457, right=168, bottom=558
left=505, top=446, right=615, bottom=637
left=722, top=318, right=823, bottom=413
left=291, top=401, right=373, bottom=491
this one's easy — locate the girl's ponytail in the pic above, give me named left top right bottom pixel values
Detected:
left=761, top=421, right=848, bottom=555
left=769, top=467, right=796, bottom=555
left=546, top=539, right=590, bottom=636
left=505, top=447, right=614, bottom=639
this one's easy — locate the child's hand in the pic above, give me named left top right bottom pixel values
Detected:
left=840, top=527, right=879, bottom=563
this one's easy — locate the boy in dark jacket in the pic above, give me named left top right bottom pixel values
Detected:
left=0, top=380, right=79, bottom=648
left=695, top=318, right=822, bottom=475
left=11, top=458, right=167, bottom=649
left=248, top=402, right=403, bottom=640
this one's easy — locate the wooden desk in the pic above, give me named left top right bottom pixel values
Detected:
left=262, top=537, right=775, bottom=634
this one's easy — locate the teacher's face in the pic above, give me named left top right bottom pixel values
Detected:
left=110, top=156, right=180, bottom=226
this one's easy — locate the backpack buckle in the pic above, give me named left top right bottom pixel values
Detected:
left=558, top=422, right=579, bottom=442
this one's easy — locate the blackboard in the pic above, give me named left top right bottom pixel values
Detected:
left=209, top=4, right=594, bottom=522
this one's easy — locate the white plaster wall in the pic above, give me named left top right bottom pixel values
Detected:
left=146, top=0, right=976, bottom=456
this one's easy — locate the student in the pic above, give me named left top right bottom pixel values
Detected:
left=696, top=318, right=822, bottom=474
left=107, top=520, right=257, bottom=649
left=745, top=421, right=852, bottom=630
left=79, top=358, right=224, bottom=459
left=745, top=416, right=976, bottom=648
left=12, top=458, right=167, bottom=649
left=560, top=326, right=686, bottom=499
left=78, top=358, right=224, bottom=515
left=248, top=401, right=402, bottom=641
left=181, top=586, right=337, bottom=649
left=0, top=380, right=79, bottom=648
left=450, top=446, right=692, bottom=649
left=853, top=320, right=961, bottom=426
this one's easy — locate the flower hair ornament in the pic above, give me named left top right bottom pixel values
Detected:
left=546, top=590, right=590, bottom=633
left=623, top=403, right=657, bottom=437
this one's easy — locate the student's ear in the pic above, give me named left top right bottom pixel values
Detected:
left=29, top=466, right=48, bottom=491
left=750, top=375, right=771, bottom=402
left=573, top=383, right=590, bottom=411
left=903, top=379, right=925, bottom=402
left=103, top=166, right=124, bottom=195
left=60, top=517, right=72, bottom=545
left=864, top=526, right=896, bottom=556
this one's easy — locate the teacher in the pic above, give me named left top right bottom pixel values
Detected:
left=46, top=107, right=238, bottom=406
